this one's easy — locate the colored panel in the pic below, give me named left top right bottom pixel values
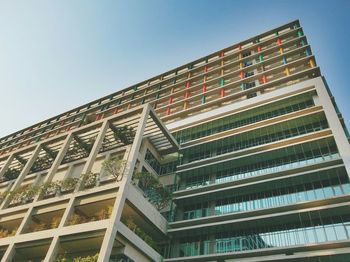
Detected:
left=186, top=81, right=190, bottom=88
left=282, top=56, right=287, bottom=64
left=257, top=46, right=262, bottom=52
left=185, top=91, right=190, bottom=98
left=277, top=38, right=282, bottom=45
left=220, top=78, right=225, bottom=86
left=202, top=84, right=207, bottom=93
left=240, top=71, right=244, bottom=79
left=183, top=101, right=188, bottom=110
left=284, top=67, right=290, bottom=76
left=166, top=107, right=171, bottom=115
left=305, top=49, right=311, bottom=56
left=309, top=59, right=315, bottom=68
left=279, top=47, right=284, bottom=54
left=259, top=54, right=263, bottom=62
left=204, top=65, right=208, bottom=72
left=201, top=95, right=206, bottom=104
left=298, top=30, right=303, bottom=37
left=262, top=75, right=267, bottom=84
left=220, top=88, right=225, bottom=97
left=169, top=96, right=173, bottom=104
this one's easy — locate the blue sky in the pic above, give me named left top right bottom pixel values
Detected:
left=0, top=0, right=350, bottom=137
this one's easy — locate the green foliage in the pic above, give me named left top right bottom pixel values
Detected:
left=60, top=177, right=79, bottom=192
left=134, top=171, right=158, bottom=190
left=54, top=253, right=99, bottom=262
left=133, top=171, right=171, bottom=211
left=39, top=181, right=60, bottom=197
left=81, top=172, right=98, bottom=188
left=113, top=126, right=135, bottom=145
left=125, top=217, right=158, bottom=250
left=102, top=158, right=126, bottom=181
left=8, top=185, right=39, bottom=206
left=2, top=168, right=20, bottom=182
left=0, top=227, right=16, bottom=238
left=68, top=205, right=113, bottom=226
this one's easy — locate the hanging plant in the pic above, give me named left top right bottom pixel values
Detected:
left=113, top=126, right=135, bottom=145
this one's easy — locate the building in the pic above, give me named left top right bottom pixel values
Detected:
left=0, top=19, right=349, bottom=261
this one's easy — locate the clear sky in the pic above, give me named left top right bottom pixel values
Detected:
left=0, top=0, right=349, bottom=137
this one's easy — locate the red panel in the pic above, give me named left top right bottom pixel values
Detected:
left=202, top=83, right=207, bottom=93
left=240, top=71, right=244, bottom=79
left=221, top=88, right=225, bottom=97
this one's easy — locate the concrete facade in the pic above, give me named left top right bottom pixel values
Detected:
left=0, top=20, right=349, bottom=261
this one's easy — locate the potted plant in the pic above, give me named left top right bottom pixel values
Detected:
left=102, top=159, right=126, bottom=181
left=133, top=172, right=158, bottom=190
left=60, top=177, right=79, bottom=193
left=8, top=185, right=38, bottom=206
left=72, top=253, right=99, bottom=262
left=132, top=171, right=171, bottom=211
left=39, top=181, right=59, bottom=198
left=151, top=185, right=172, bottom=211
left=81, top=172, right=98, bottom=188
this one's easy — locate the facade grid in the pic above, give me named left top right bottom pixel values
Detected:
left=0, top=20, right=349, bottom=261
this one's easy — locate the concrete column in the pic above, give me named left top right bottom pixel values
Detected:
left=0, top=154, right=14, bottom=179
left=35, top=133, right=74, bottom=201
left=315, top=78, right=350, bottom=178
left=76, top=120, right=109, bottom=192
left=43, top=236, right=60, bottom=262
left=98, top=105, right=151, bottom=262
left=0, top=243, right=15, bottom=262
